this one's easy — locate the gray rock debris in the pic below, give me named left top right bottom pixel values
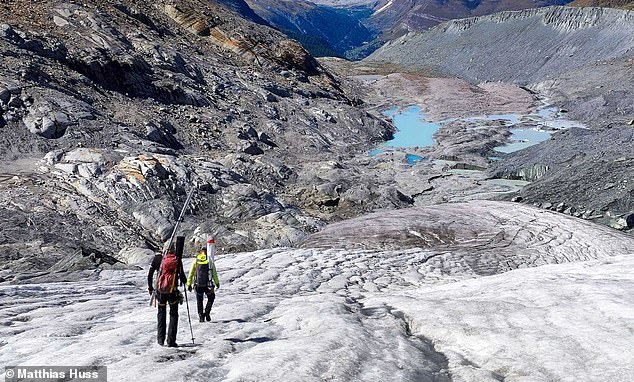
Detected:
left=21, top=89, right=95, bottom=139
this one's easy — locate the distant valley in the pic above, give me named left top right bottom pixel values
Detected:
left=220, top=0, right=575, bottom=58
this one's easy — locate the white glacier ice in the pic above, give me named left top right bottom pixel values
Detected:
left=1, top=201, right=633, bottom=381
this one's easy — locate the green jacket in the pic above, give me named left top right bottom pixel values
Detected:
left=187, top=252, right=220, bottom=288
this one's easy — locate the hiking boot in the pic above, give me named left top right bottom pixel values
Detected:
left=199, top=315, right=205, bottom=323
left=158, top=340, right=164, bottom=346
left=167, top=342, right=178, bottom=348
left=205, top=313, right=211, bottom=322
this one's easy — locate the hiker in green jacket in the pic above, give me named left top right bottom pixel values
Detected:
left=187, top=245, right=220, bottom=323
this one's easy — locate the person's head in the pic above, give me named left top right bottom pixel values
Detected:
left=197, top=246, right=207, bottom=261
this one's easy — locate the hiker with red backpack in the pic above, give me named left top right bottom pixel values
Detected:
left=148, top=241, right=188, bottom=347
left=187, top=240, right=220, bottom=323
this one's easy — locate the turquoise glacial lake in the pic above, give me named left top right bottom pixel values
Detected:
left=372, top=104, right=584, bottom=157
left=493, top=128, right=552, bottom=153
left=383, top=106, right=441, bottom=148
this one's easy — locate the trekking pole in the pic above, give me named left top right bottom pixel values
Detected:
left=184, top=287, right=195, bottom=344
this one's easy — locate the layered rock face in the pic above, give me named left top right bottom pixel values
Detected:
left=0, top=0, right=397, bottom=280
left=366, top=6, right=634, bottom=224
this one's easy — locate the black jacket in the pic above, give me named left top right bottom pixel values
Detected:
left=148, top=254, right=187, bottom=292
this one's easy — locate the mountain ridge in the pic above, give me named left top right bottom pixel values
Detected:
left=230, top=0, right=575, bottom=59
left=368, top=6, right=634, bottom=86
left=569, top=0, right=634, bottom=8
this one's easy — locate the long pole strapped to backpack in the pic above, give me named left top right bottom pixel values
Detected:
left=150, top=187, right=197, bottom=345
left=164, top=186, right=197, bottom=258
left=150, top=186, right=197, bottom=305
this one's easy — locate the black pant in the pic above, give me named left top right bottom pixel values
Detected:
left=157, top=292, right=179, bottom=346
left=196, top=286, right=215, bottom=317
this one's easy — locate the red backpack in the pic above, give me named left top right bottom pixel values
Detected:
left=157, top=253, right=179, bottom=294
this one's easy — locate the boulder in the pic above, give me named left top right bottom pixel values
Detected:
left=252, top=213, right=309, bottom=247
left=258, top=131, right=271, bottom=142
left=609, top=217, right=630, bottom=231
left=247, top=126, right=258, bottom=138
left=49, top=247, right=123, bottom=272
left=0, top=87, right=10, bottom=106
left=0, top=23, right=26, bottom=45
left=63, top=148, right=106, bottom=164
left=244, top=143, right=264, bottom=155
left=77, top=163, right=103, bottom=178
left=53, top=15, right=70, bottom=27
left=116, top=247, right=155, bottom=266
left=23, top=112, right=59, bottom=138
left=4, top=111, right=20, bottom=122
left=258, top=131, right=277, bottom=147
left=145, top=121, right=182, bottom=149
left=382, top=187, right=414, bottom=206
left=22, top=91, right=95, bottom=139
left=54, top=163, right=77, bottom=175
left=320, top=197, right=340, bottom=207
left=626, top=213, right=634, bottom=229
left=8, top=96, right=23, bottom=108
left=271, top=39, right=321, bottom=76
